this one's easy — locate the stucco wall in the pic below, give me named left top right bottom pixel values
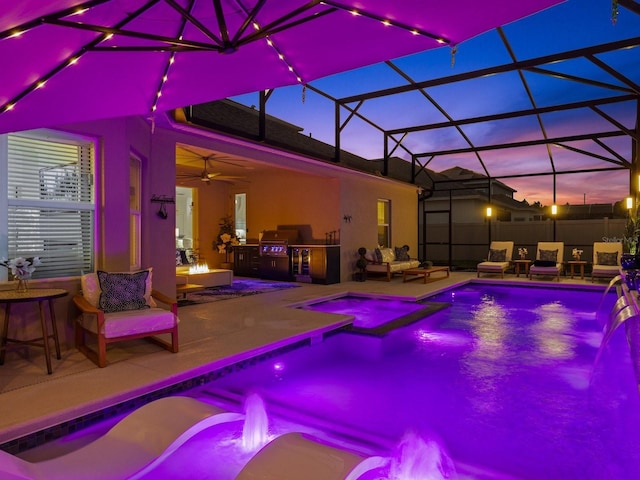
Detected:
left=5, top=113, right=420, bottom=351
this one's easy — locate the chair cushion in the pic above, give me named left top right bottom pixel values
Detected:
left=78, top=308, right=179, bottom=338
left=596, top=251, right=618, bottom=266
left=539, top=249, right=558, bottom=262
left=488, top=248, right=507, bottom=262
left=98, top=270, right=150, bottom=313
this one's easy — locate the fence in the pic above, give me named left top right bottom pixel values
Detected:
left=422, top=218, right=626, bottom=269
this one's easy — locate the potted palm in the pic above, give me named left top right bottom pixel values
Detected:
left=622, top=206, right=640, bottom=270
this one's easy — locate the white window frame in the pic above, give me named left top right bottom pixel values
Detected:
left=377, top=198, right=391, bottom=248
left=129, top=154, right=141, bottom=271
left=1, top=129, right=95, bottom=280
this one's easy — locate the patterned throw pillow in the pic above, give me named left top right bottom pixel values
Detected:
left=98, top=270, right=150, bottom=313
left=394, top=245, right=410, bottom=261
left=539, top=249, right=558, bottom=262
left=488, top=248, right=507, bottom=262
left=374, top=248, right=383, bottom=263
left=596, top=251, right=618, bottom=266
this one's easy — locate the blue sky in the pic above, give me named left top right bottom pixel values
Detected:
left=232, top=0, right=639, bottom=206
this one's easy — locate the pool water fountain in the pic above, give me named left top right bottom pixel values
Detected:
left=241, top=393, right=271, bottom=451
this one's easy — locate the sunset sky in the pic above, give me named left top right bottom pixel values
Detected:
left=232, top=0, right=639, bottom=207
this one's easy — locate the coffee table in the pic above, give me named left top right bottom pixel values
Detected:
left=176, top=283, right=205, bottom=299
left=402, top=266, right=450, bottom=283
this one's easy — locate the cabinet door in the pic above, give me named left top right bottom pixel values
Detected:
left=310, top=247, right=340, bottom=284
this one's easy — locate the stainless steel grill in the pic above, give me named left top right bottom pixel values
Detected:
left=259, top=229, right=300, bottom=281
left=259, top=229, right=299, bottom=257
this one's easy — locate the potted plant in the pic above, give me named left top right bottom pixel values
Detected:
left=355, top=247, right=368, bottom=282
left=214, top=214, right=239, bottom=269
left=1, top=256, right=41, bottom=292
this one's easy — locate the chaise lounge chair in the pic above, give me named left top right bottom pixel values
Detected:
left=0, top=396, right=244, bottom=480
left=591, top=242, right=622, bottom=282
left=529, top=242, right=564, bottom=281
left=477, top=241, right=514, bottom=278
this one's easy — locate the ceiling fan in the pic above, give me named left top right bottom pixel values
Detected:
left=176, top=147, right=248, bottom=185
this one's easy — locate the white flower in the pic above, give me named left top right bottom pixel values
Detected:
left=518, top=247, right=528, bottom=256
left=572, top=248, right=583, bottom=257
left=1, top=256, right=40, bottom=280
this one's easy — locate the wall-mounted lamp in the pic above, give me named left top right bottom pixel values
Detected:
left=486, top=206, right=492, bottom=217
left=551, top=204, right=558, bottom=216
left=627, top=197, right=634, bottom=210
left=175, top=227, right=180, bottom=237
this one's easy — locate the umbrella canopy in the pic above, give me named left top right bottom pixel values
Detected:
left=0, top=0, right=563, bottom=134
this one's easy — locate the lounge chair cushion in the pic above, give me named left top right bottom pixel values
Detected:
left=533, top=260, right=557, bottom=267
left=596, top=251, right=618, bottom=266
left=539, top=249, right=558, bottom=262
left=488, top=248, right=507, bottom=262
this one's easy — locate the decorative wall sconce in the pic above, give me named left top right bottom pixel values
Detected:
left=627, top=197, right=634, bottom=210
left=343, top=214, right=352, bottom=223
left=486, top=206, right=492, bottom=217
left=551, top=204, right=558, bottom=216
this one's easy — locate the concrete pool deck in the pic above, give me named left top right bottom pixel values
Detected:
left=0, top=271, right=612, bottom=447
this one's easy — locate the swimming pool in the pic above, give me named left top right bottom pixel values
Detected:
left=200, top=284, right=640, bottom=479
left=14, top=283, right=640, bottom=479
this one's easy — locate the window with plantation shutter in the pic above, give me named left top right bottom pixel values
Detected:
left=3, top=131, right=95, bottom=279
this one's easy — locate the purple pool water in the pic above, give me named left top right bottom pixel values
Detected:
left=202, top=284, right=640, bottom=479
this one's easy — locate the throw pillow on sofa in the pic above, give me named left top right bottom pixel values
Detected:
left=394, top=245, right=410, bottom=261
left=380, top=248, right=395, bottom=263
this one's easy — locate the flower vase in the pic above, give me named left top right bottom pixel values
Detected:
left=15, top=278, right=28, bottom=293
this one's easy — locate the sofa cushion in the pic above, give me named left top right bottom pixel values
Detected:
left=98, top=270, right=150, bottom=313
left=380, top=248, right=396, bottom=263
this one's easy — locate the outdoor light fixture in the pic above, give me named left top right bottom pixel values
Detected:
left=486, top=206, right=492, bottom=217
left=627, top=197, right=634, bottom=210
left=551, top=204, right=558, bottom=215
